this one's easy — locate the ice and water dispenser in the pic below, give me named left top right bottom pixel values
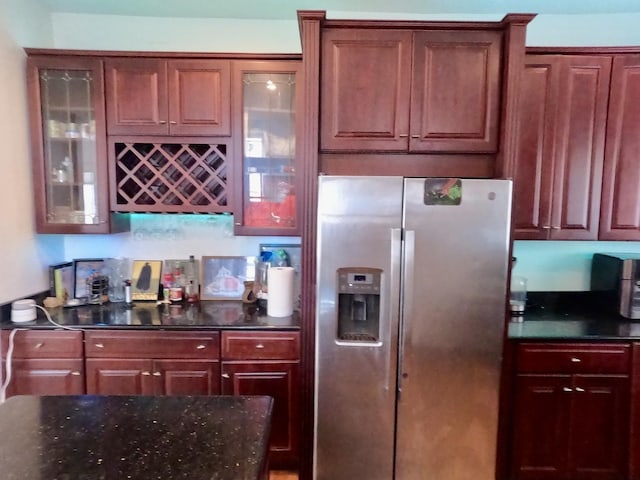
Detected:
left=336, top=267, right=381, bottom=343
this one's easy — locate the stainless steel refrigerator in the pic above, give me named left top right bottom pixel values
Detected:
left=314, top=176, right=512, bottom=480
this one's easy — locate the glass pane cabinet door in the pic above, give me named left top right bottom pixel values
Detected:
left=234, top=61, right=302, bottom=235
left=28, top=56, right=123, bottom=234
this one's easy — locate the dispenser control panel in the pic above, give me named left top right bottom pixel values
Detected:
left=337, top=268, right=381, bottom=295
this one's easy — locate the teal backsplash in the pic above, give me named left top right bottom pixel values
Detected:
left=513, top=241, right=640, bottom=292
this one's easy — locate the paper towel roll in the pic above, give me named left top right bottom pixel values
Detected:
left=267, top=266, right=295, bottom=317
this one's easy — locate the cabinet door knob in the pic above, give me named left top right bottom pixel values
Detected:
left=142, top=371, right=151, bottom=376
left=575, top=387, right=585, bottom=392
left=222, top=373, right=230, bottom=379
left=34, top=342, right=44, bottom=349
left=71, top=371, right=81, bottom=376
left=411, top=134, right=420, bottom=139
left=563, top=387, right=573, bottom=392
left=398, top=134, right=409, bottom=138
left=169, top=121, right=177, bottom=125
left=95, top=343, right=105, bottom=348
left=196, top=344, right=206, bottom=350
left=158, top=120, right=167, bottom=124
left=153, top=372, right=162, bottom=377
left=570, top=357, right=581, bottom=363
left=255, top=344, right=265, bottom=349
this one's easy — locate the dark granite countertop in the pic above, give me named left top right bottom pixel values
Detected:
left=1, top=300, right=299, bottom=330
left=0, top=395, right=273, bottom=480
left=508, top=291, right=640, bottom=340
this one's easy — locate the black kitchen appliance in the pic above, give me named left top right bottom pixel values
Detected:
left=591, top=253, right=640, bottom=319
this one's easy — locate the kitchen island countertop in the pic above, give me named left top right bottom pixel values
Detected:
left=0, top=395, right=273, bottom=480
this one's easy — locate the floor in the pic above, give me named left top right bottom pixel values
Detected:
left=269, top=471, right=298, bottom=480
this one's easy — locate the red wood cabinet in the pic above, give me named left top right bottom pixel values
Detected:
left=510, top=342, right=630, bottom=480
left=0, top=330, right=84, bottom=397
left=320, top=28, right=501, bottom=153
left=600, top=55, right=640, bottom=240
left=512, top=55, right=611, bottom=240
left=84, top=330, right=220, bottom=395
left=221, top=331, right=300, bottom=470
left=105, top=58, right=231, bottom=136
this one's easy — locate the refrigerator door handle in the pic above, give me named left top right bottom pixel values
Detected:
left=387, top=227, right=403, bottom=392
left=398, top=229, right=415, bottom=394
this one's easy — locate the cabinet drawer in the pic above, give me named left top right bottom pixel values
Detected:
left=85, top=331, right=219, bottom=359
left=1, top=330, right=83, bottom=358
left=221, top=331, right=300, bottom=360
left=517, top=342, right=630, bottom=374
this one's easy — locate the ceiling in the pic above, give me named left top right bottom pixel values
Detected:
left=34, top=0, right=640, bottom=20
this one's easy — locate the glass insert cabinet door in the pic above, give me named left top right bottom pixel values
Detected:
left=27, top=55, right=119, bottom=234
left=233, top=61, right=303, bottom=236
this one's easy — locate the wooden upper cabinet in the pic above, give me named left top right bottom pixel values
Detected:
left=411, top=30, right=501, bottom=152
left=600, top=55, right=640, bottom=240
left=320, top=28, right=501, bottom=153
left=105, top=58, right=231, bottom=136
left=513, top=54, right=611, bottom=240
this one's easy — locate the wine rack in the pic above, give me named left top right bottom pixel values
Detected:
left=110, top=140, right=232, bottom=213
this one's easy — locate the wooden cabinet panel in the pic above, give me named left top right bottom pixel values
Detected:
left=3, top=359, right=84, bottom=397
left=411, top=30, right=501, bottom=152
left=84, top=330, right=219, bottom=358
left=600, top=55, right=640, bottom=240
left=85, top=358, right=154, bottom=395
left=221, top=331, right=300, bottom=360
left=512, top=374, right=570, bottom=479
left=320, top=28, right=501, bottom=154
left=320, top=29, right=412, bottom=152
left=105, top=58, right=168, bottom=136
left=1, top=330, right=85, bottom=398
left=221, top=361, right=299, bottom=470
left=167, top=60, right=231, bottom=136
left=105, top=58, right=231, bottom=136
left=153, top=359, right=220, bottom=395
left=510, top=342, right=630, bottom=480
left=513, top=55, right=611, bottom=240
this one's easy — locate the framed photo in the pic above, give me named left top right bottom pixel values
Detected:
left=73, top=258, right=105, bottom=299
left=131, top=260, right=163, bottom=301
left=49, top=262, right=73, bottom=302
left=201, top=256, right=255, bottom=300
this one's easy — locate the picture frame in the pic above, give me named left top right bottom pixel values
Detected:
left=73, top=258, right=105, bottom=299
left=49, top=262, right=74, bottom=302
left=131, top=260, right=163, bottom=301
left=201, top=256, right=255, bottom=300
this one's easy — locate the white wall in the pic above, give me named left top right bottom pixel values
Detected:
left=0, top=0, right=62, bottom=304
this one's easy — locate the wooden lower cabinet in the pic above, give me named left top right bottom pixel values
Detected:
left=221, top=331, right=300, bottom=471
left=85, top=358, right=220, bottom=395
left=84, top=330, right=221, bottom=395
left=1, top=330, right=84, bottom=397
left=510, top=342, right=630, bottom=480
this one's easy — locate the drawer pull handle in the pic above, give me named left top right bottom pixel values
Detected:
left=153, top=372, right=162, bottom=377
left=95, top=343, right=105, bottom=349
left=222, top=373, right=230, bottom=379
left=196, top=344, right=206, bottom=350
left=169, top=121, right=177, bottom=125
left=255, top=344, right=265, bottom=349
left=563, top=387, right=573, bottom=392
left=71, top=371, right=81, bottom=376
left=34, top=342, right=44, bottom=349
left=399, top=134, right=409, bottom=138
left=158, top=120, right=167, bottom=124
left=570, top=357, right=581, bottom=363
left=142, top=371, right=151, bottom=376
left=575, top=387, right=585, bottom=393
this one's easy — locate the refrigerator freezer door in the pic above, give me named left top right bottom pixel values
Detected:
left=395, top=178, right=512, bottom=480
left=315, top=176, right=403, bottom=480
